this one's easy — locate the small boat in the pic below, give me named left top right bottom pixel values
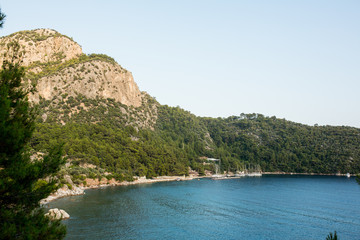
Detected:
left=347, top=173, right=351, bottom=178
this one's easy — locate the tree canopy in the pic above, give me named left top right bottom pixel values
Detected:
left=0, top=11, right=66, bottom=239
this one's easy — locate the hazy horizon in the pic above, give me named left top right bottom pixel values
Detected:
left=1, top=0, right=359, bottom=127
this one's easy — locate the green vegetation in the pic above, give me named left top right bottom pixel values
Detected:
left=32, top=121, right=190, bottom=179
left=26, top=53, right=120, bottom=85
left=326, top=231, right=338, bottom=240
left=0, top=10, right=4, bottom=28
left=0, top=39, right=66, bottom=239
left=31, top=94, right=222, bottom=179
left=36, top=93, right=156, bottom=128
left=201, top=113, right=360, bottom=173
left=154, top=107, right=360, bottom=174
left=31, top=97, right=360, bottom=179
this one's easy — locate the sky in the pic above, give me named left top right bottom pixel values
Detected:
left=1, top=0, right=359, bottom=127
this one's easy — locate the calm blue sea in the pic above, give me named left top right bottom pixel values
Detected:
left=48, top=175, right=360, bottom=240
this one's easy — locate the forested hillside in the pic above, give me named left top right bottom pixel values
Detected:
left=202, top=114, right=360, bottom=173
left=31, top=101, right=360, bottom=178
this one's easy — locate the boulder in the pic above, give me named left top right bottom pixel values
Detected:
left=45, top=208, right=70, bottom=220
left=59, top=209, right=70, bottom=219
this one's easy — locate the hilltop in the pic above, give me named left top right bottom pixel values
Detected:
left=0, top=29, right=157, bottom=129
left=0, top=28, right=143, bottom=107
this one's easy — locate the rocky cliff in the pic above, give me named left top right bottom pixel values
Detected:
left=0, top=29, right=82, bottom=66
left=28, top=56, right=142, bottom=107
left=0, top=28, right=143, bottom=108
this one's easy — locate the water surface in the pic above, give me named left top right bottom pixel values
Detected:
left=49, top=175, right=360, bottom=240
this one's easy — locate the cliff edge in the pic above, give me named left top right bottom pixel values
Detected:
left=0, top=28, right=142, bottom=107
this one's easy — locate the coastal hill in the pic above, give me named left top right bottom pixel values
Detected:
left=0, top=29, right=82, bottom=66
left=1, top=29, right=359, bottom=188
left=0, top=29, right=142, bottom=107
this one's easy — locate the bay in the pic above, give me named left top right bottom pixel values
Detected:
left=48, top=175, right=360, bottom=240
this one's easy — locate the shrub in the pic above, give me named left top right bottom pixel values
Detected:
left=66, top=183, right=73, bottom=190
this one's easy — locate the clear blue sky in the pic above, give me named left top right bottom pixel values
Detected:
left=1, top=0, right=359, bottom=127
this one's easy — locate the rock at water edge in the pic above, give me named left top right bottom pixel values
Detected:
left=45, top=208, right=70, bottom=220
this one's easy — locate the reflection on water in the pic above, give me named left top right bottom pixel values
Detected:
left=48, top=176, right=360, bottom=240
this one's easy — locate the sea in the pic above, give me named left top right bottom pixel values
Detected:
left=48, top=175, right=360, bottom=240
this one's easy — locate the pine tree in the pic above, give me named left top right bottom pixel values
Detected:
left=326, top=231, right=338, bottom=240
left=0, top=10, right=66, bottom=239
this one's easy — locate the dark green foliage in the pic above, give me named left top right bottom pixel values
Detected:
left=32, top=98, right=360, bottom=179
left=32, top=121, right=189, bottom=178
left=0, top=48, right=66, bottom=238
left=202, top=114, right=360, bottom=173
left=32, top=94, right=193, bottom=180
left=326, top=231, right=338, bottom=240
left=155, top=105, right=215, bottom=173
left=0, top=58, right=35, bottom=158
left=0, top=9, right=5, bottom=28
left=154, top=108, right=360, bottom=174
left=2, top=208, right=66, bottom=240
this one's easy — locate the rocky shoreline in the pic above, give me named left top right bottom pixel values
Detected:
left=40, top=185, right=85, bottom=204
left=41, top=175, right=194, bottom=204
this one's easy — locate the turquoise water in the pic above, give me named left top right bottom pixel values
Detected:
left=49, top=175, right=360, bottom=240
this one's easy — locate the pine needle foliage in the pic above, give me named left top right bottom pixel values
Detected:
left=0, top=11, right=66, bottom=239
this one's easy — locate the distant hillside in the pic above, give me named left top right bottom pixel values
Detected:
left=201, top=114, right=360, bottom=173
left=155, top=108, right=360, bottom=174
left=2, top=29, right=359, bottom=185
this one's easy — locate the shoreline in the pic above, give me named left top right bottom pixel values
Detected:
left=41, top=175, right=195, bottom=204
left=41, top=172, right=355, bottom=204
left=262, top=171, right=355, bottom=177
